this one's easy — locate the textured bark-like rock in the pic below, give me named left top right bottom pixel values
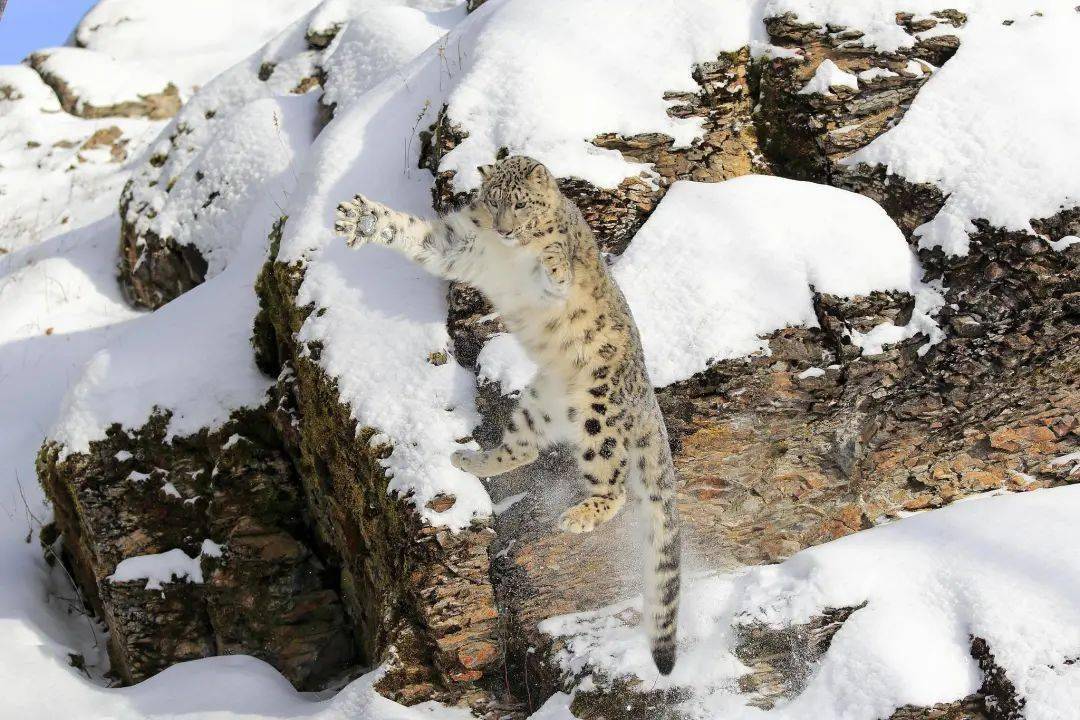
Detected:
left=36, top=409, right=359, bottom=689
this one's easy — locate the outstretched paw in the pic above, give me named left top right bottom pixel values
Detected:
left=334, top=195, right=379, bottom=246
left=540, top=269, right=570, bottom=300
left=558, top=497, right=622, bottom=534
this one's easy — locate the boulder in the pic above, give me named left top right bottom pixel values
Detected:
left=37, top=408, right=358, bottom=689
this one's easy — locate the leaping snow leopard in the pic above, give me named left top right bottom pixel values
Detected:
left=334, top=155, right=681, bottom=675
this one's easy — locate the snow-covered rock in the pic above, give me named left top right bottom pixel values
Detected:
left=28, top=47, right=180, bottom=120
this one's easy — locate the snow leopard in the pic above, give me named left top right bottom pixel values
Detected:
left=334, top=155, right=681, bottom=675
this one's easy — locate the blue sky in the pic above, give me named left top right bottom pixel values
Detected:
left=0, top=0, right=98, bottom=64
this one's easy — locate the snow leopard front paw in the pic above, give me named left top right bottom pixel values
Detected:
left=537, top=255, right=571, bottom=300
left=334, top=194, right=380, bottom=247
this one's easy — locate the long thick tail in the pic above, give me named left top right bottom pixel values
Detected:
left=643, top=460, right=681, bottom=675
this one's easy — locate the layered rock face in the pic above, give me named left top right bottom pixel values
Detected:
left=252, top=240, right=506, bottom=710
left=38, top=409, right=358, bottom=689
left=35, top=3, right=1079, bottom=719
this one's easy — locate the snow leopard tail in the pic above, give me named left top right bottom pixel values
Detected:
left=643, top=451, right=681, bottom=675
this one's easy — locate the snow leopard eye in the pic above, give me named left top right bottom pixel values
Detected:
left=514, top=201, right=526, bottom=209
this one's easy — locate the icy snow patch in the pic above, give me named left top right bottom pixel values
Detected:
left=108, top=548, right=206, bottom=590
left=1049, top=236, right=1079, bottom=252
left=107, top=539, right=226, bottom=591
left=857, top=67, right=899, bottom=82
left=201, top=539, right=225, bottom=558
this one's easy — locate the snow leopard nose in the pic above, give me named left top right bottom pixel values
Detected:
left=495, top=210, right=511, bottom=233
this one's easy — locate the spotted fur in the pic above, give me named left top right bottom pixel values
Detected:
left=334, top=155, right=681, bottom=675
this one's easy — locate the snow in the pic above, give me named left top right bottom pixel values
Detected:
left=839, top=3, right=1080, bottom=254
left=543, top=486, right=1080, bottom=718
left=107, top=547, right=206, bottom=590
left=0, top=64, right=165, bottom=255
left=614, top=177, right=940, bottom=386
left=857, top=67, right=899, bottom=82
left=1049, top=236, right=1079, bottom=253
left=1050, top=452, right=1080, bottom=476
left=797, top=367, right=826, bottom=379
left=476, top=332, right=537, bottom=394
left=0, top=65, right=62, bottom=113
left=201, top=539, right=225, bottom=558
left=437, top=0, right=765, bottom=191
left=74, top=0, right=326, bottom=95
left=798, top=59, right=859, bottom=95
left=50, top=21, right=328, bottom=452
left=319, top=2, right=464, bottom=113
left=29, top=47, right=175, bottom=110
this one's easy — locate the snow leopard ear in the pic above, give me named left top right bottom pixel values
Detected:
left=477, top=164, right=495, bottom=182
left=526, top=161, right=551, bottom=183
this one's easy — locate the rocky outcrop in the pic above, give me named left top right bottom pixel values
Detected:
left=755, top=11, right=963, bottom=182
left=27, top=51, right=180, bottom=120
left=252, top=224, right=508, bottom=712
left=117, top=181, right=210, bottom=309
left=37, top=408, right=359, bottom=689
left=117, top=26, right=338, bottom=310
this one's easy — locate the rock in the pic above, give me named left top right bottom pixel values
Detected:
left=756, top=11, right=961, bottom=182
left=118, top=183, right=209, bottom=309
left=252, top=225, right=506, bottom=712
left=36, top=408, right=359, bottom=689
left=115, top=17, right=346, bottom=309
left=79, top=126, right=129, bottom=163
left=950, top=315, right=985, bottom=338
left=734, top=606, right=862, bottom=707
left=28, top=49, right=180, bottom=120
